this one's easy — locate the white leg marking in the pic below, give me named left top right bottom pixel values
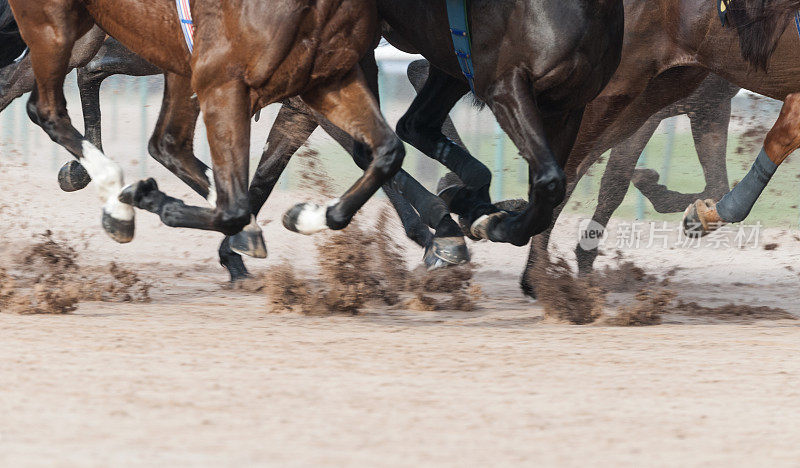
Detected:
left=205, top=168, right=217, bottom=208
left=80, top=141, right=134, bottom=221
left=295, top=198, right=339, bottom=235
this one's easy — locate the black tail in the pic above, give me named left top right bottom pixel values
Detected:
left=0, top=0, right=27, bottom=68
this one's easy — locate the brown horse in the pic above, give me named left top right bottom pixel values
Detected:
left=7, top=0, right=404, bottom=254
left=516, top=0, right=800, bottom=295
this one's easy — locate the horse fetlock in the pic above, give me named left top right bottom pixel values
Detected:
left=325, top=203, right=352, bottom=231
left=574, top=244, right=599, bottom=276
left=215, top=208, right=251, bottom=236
left=373, top=137, right=406, bottom=177
left=534, top=168, right=567, bottom=206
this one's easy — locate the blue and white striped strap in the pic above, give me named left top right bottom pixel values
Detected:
left=176, top=0, right=194, bottom=53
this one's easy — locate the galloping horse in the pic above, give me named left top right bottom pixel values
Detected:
left=6, top=0, right=404, bottom=254
left=2, top=0, right=625, bottom=282
left=514, top=0, right=800, bottom=295
left=0, top=30, right=465, bottom=277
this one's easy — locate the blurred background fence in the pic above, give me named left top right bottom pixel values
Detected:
left=1, top=48, right=798, bottom=228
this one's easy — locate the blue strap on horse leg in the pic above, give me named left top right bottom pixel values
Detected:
left=446, top=0, right=476, bottom=94
left=715, top=147, right=777, bottom=223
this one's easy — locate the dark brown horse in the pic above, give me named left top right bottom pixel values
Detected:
left=2, top=0, right=625, bottom=282
left=7, top=0, right=404, bottom=255
left=515, top=0, right=800, bottom=295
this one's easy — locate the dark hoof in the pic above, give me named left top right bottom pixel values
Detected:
left=101, top=210, right=135, bottom=243
left=494, top=199, right=528, bottom=212
left=631, top=168, right=660, bottom=188
left=423, top=236, right=470, bottom=270
left=282, top=202, right=328, bottom=234
left=229, top=216, right=268, bottom=259
left=470, top=211, right=510, bottom=240
left=119, top=177, right=158, bottom=206
left=435, top=172, right=464, bottom=203
left=58, top=160, right=91, bottom=192
left=520, top=280, right=536, bottom=299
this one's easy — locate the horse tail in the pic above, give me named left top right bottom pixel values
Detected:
left=0, top=0, right=27, bottom=69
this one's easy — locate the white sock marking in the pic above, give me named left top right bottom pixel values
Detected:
left=80, top=141, right=134, bottom=221
left=294, top=198, right=339, bottom=235
left=205, top=168, right=217, bottom=208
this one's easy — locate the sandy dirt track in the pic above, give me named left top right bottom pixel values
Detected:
left=2, top=153, right=800, bottom=467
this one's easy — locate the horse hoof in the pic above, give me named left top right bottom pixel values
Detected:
left=682, top=199, right=719, bottom=238
left=423, top=236, right=470, bottom=270
left=520, top=280, right=536, bottom=299
left=118, top=178, right=158, bottom=206
left=494, top=198, right=528, bottom=212
left=57, top=160, right=91, bottom=192
left=435, top=172, right=464, bottom=205
left=102, top=210, right=135, bottom=243
left=229, top=216, right=268, bottom=258
left=631, top=168, right=660, bottom=188
left=470, top=211, right=510, bottom=240
left=283, top=202, right=328, bottom=234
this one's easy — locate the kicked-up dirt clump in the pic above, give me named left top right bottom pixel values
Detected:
left=596, top=253, right=656, bottom=293
left=0, top=231, right=151, bottom=314
left=532, top=255, right=605, bottom=325
left=264, top=263, right=316, bottom=314
left=606, top=289, right=676, bottom=326
left=264, top=208, right=481, bottom=315
left=403, top=264, right=477, bottom=311
left=675, top=300, right=796, bottom=322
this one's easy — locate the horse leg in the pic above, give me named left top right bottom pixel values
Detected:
left=633, top=100, right=732, bottom=213
left=14, top=6, right=136, bottom=242
left=120, top=78, right=256, bottom=239
left=342, top=54, right=467, bottom=267
left=406, top=59, right=468, bottom=148
left=573, top=116, right=662, bottom=274
left=218, top=100, right=319, bottom=281
left=0, top=51, right=34, bottom=113
left=395, top=66, right=496, bottom=224
left=282, top=66, right=405, bottom=235
left=470, top=69, right=570, bottom=246
left=683, top=93, right=800, bottom=236
left=61, top=38, right=162, bottom=192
